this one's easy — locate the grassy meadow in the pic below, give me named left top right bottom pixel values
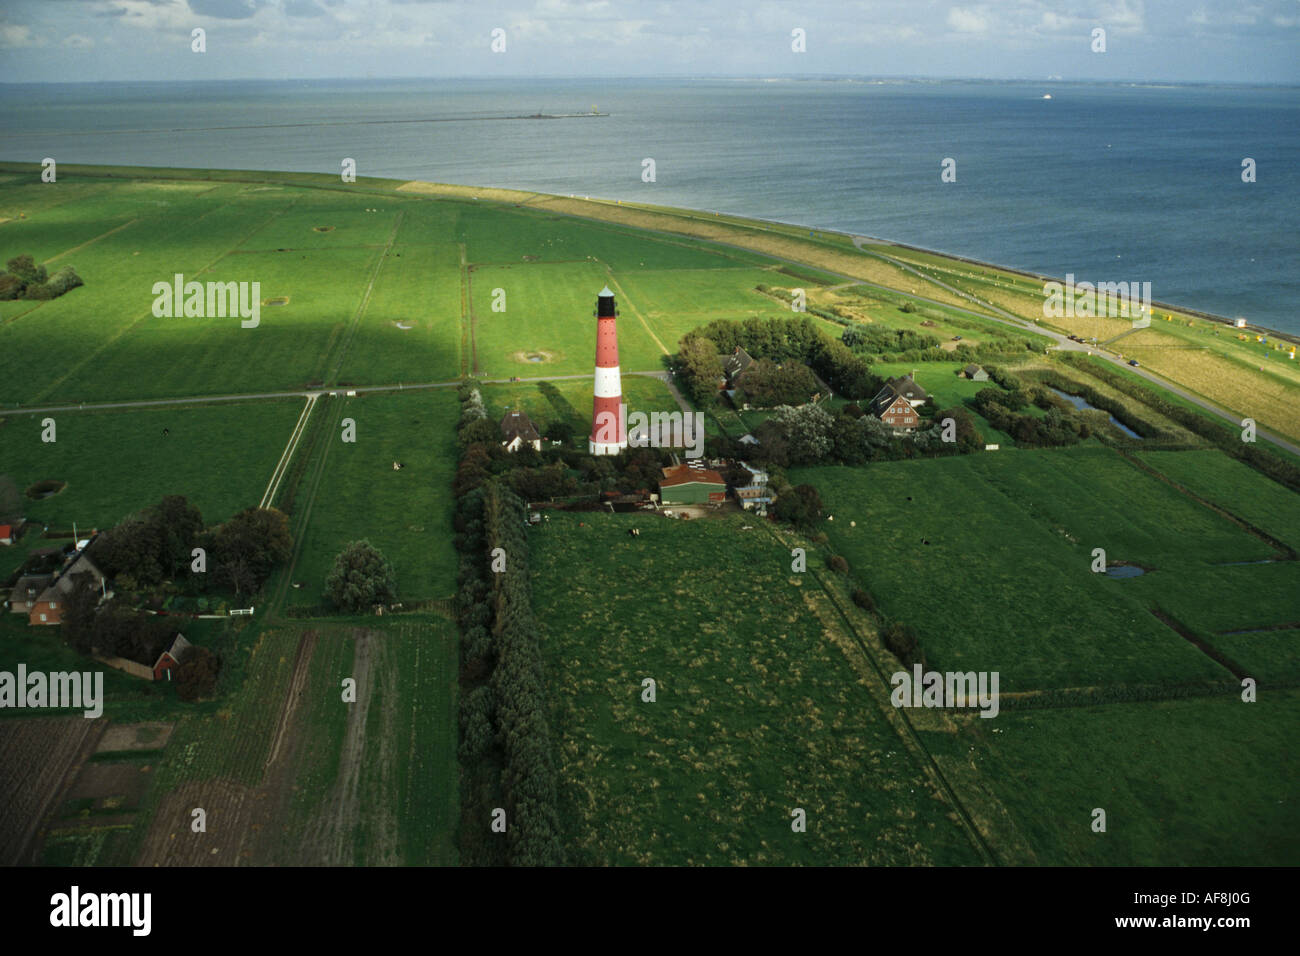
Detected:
left=530, top=512, right=983, bottom=866
left=1, top=399, right=305, bottom=528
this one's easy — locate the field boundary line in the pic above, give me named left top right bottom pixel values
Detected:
left=259, top=393, right=319, bottom=509
left=264, top=396, right=346, bottom=622
left=42, top=218, right=139, bottom=265
left=602, top=271, right=669, bottom=357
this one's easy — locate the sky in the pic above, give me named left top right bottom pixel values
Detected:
left=0, top=0, right=1297, bottom=84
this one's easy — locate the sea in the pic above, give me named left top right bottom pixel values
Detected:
left=1, top=77, right=1296, bottom=333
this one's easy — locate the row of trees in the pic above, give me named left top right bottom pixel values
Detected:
left=93, top=495, right=292, bottom=597
left=453, top=381, right=564, bottom=866
left=0, top=254, right=83, bottom=301
left=969, top=380, right=1094, bottom=447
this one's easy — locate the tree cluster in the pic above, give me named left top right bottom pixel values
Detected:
left=677, top=316, right=880, bottom=403
left=92, top=495, right=291, bottom=597
left=970, top=384, right=1088, bottom=447
left=735, top=357, right=820, bottom=407
left=747, top=403, right=982, bottom=468
left=0, top=254, right=83, bottom=301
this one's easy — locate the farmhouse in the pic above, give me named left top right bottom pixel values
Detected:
left=500, top=410, right=542, bottom=452
left=873, top=373, right=929, bottom=408
left=27, top=548, right=106, bottom=626
left=962, top=364, right=989, bottom=381
left=659, top=463, right=727, bottom=505
left=872, top=392, right=920, bottom=433
left=8, top=574, right=53, bottom=616
left=722, top=345, right=756, bottom=386
left=153, top=634, right=193, bottom=681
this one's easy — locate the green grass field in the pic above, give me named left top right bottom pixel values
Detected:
left=287, top=389, right=460, bottom=604
left=531, top=512, right=983, bottom=866
left=3, top=164, right=1296, bottom=868
left=1, top=399, right=305, bottom=528
left=794, top=446, right=1263, bottom=691
left=922, top=690, right=1300, bottom=866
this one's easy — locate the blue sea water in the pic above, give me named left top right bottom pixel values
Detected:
left=1, top=77, right=1296, bottom=332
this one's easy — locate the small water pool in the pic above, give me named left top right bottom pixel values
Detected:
left=1047, top=386, right=1143, bottom=439
left=1105, top=564, right=1146, bottom=578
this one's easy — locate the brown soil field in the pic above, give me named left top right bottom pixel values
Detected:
left=133, top=627, right=408, bottom=866
left=0, top=717, right=107, bottom=864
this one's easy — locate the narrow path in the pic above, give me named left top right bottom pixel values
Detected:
left=259, top=393, right=319, bottom=509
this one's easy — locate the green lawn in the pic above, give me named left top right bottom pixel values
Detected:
left=469, top=261, right=667, bottom=377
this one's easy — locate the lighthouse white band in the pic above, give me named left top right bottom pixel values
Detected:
left=594, top=365, right=622, bottom=398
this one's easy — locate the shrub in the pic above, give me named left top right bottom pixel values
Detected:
left=827, top=554, right=849, bottom=573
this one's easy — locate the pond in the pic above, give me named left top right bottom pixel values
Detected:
left=1105, top=564, right=1146, bottom=578
left=1047, top=386, right=1144, bottom=439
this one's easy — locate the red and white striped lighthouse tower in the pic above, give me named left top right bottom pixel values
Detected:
left=589, top=286, right=627, bottom=455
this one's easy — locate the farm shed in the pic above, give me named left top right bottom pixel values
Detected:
left=659, top=463, right=727, bottom=505
left=153, top=634, right=193, bottom=681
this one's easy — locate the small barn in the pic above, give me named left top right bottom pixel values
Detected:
left=153, top=634, right=193, bottom=682
left=0, top=525, right=12, bottom=546
left=962, top=364, right=989, bottom=381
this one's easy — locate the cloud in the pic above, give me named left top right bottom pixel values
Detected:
left=284, top=0, right=326, bottom=16
left=188, top=0, right=264, bottom=19
left=0, top=23, right=45, bottom=47
left=946, top=6, right=989, bottom=34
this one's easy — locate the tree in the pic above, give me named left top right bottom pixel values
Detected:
left=677, top=334, right=724, bottom=405
left=213, top=507, right=292, bottom=596
left=154, top=495, right=205, bottom=578
left=174, top=645, right=221, bottom=702
left=773, top=483, right=823, bottom=530
left=5, top=254, right=46, bottom=288
left=770, top=403, right=835, bottom=464
left=325, top=539, right=398, bottom=612
left=544, top=420, right=574, bottom=444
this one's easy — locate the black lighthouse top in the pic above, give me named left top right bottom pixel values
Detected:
left=597, top=286, right=616, bottom=317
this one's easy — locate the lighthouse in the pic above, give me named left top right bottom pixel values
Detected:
left=589, top=286, right=627, bottom=455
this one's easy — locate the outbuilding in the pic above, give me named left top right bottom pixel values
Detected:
left=659, top=463, right=727, bottom=505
